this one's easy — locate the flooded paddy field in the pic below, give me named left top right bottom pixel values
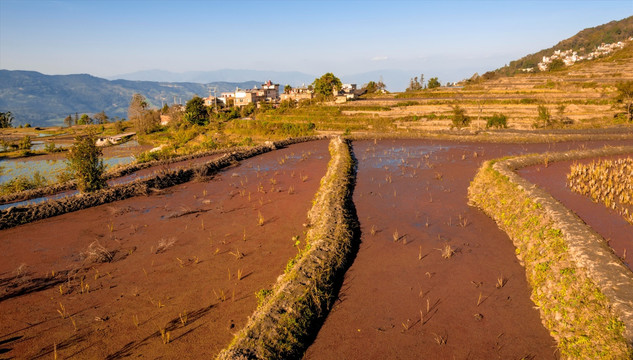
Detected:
left=519, top=154, right=633, bottom=270
left=304, top=138, right=633, bottom=359
left=0, top=152, right=228, bottom=210
left=0, top=140, right=329, bottom=359
left=2, top=135, right=633, bottom=359
left=0, top=140, right=152, bottom=187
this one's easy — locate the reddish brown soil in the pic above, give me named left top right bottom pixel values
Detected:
left=519, top=154, right=633, bottom=270
left=0, top=140, right=329, bottom=359
left=108, top=154, right=226, bottom=186
left=304, top=139, right=633, bottom=360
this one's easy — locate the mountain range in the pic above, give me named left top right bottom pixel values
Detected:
left=110, top=69, right=419, bottom=94
left=0, top=70, right=260, bottom=127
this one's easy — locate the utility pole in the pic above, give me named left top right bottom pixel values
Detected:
left=208, top=86, right=218, bottom=112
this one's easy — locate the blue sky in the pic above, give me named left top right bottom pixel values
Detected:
left=1, top=0, right=632, bottom=86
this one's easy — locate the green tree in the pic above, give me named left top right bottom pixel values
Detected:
left=284, top=84, right=292, bottom=94
left=450, top=105, right=471, bottom=129
left=616, top=80, right=633, bottom=122
left=64, top=115, right=73, bottom=127
left=94, top=111, right=109, bottom=124
left=66, top=134, right=106, bottom=192
left=363, top=80, right=386, bottom=93
left=427, top=77, right=441, bottom=89
left=184, top=96, right=209, bottom=125
left=78, top=114, right=92, bottom=125
left=312, top=72, right=342, bottom=98
left=548, top=59, right=565, bottom=71
left=0, top=111, right=14, bottom=128
left=240, top=102, right=256, bottom=118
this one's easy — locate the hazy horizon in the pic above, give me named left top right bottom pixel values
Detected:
left=1, top=0, right=632, bottom=88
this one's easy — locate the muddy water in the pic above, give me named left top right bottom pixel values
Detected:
left=0, top=140, right=329, bottom=359
left=519, top=154, right=633, bottom=270
left=0, top=143, right=214, bottom=210
left=305, top=139, right=633, bottom=359
left=0, top=140, right=151, bottom=186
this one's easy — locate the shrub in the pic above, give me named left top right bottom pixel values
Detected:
left=450, top=105, right=471, bottom=129
left=548, top=59, right=565, bottom=71
left=44, top=143, right=57, bottom=153
left=0, top=171, right=47, bottom=195
left=533, top=105, right=556, bottom=128
left=486, top=113, right=508, bottom=129
left=114, top=120, right=125, bottom=134
left=66, top=134, right=106, bottom=192
left=18, top=135, right=32, bottom=150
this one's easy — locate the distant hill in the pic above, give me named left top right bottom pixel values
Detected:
left=496, top=16, right=633, bottom=75
left=109, top=69, right=317, bottom=88
left=112, top=69, right=433, bottom=93
left=0, top=70, right=259, bottom=127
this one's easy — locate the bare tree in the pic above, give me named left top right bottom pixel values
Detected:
left=128, top=94, right=157, bottom=134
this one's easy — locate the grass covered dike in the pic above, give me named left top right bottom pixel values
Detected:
left=468, top=146, right=633, bottom=358
left=0, top=136, right=325, bottom=230
left=216, top=137, right=359, bottom=360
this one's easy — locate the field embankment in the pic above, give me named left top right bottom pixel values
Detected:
left=468, top=147, right=633, bottom=358
left=217, top=137, right=359, bottom=360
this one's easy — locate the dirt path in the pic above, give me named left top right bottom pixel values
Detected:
left=519, top=154, right=633, bottom=270
left=0, top=140, right=329, bottom=359
left=304, top=139, right=633, bottom=359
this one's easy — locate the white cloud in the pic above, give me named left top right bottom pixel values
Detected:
left=371, top=56, right=389, bottom=61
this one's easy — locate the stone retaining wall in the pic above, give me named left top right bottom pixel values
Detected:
left=468, top=146, right=633, bottom=358
left=216, top=137, right=359, bottom=360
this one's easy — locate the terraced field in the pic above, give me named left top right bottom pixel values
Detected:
left=2, top=134, right=632, bottom=359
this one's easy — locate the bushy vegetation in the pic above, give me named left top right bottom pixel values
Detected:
left=226, top=120, right=316, bottom=138
left=486, top=113, right=508, bottom=129
left=362, top=80, right=386, bottom=93
left=65, top=134, right=106, bottom=192
left=615, top=80, right=633, bottom=122
left=533, top=105, right=555, bottom=128
left=450, top=105, right=471, bottom=129
left=0, top=172, right=47, bottom=196
left=18, top=135, right=31, bottom=150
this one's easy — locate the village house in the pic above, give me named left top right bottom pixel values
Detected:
left=261, top=80, right=280, bottom=102
left=534, top=38, right=631, bottom=71
left=233, top=80, right=280, bottom=107
left=280, top=85, right=314, bottom=102
left=234, top=88, right=261, bottom=107
left=334, top=83, right=365, bottom=103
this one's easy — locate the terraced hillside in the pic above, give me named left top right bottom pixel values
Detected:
left=334, top=42, right=633, bottom=131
